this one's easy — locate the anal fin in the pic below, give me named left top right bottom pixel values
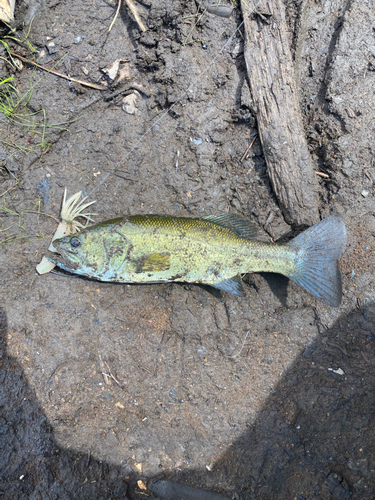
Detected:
left=211, top=275, right=246, bottom=297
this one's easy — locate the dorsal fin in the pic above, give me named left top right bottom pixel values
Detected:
left=202, top=213, right=258, bottom=239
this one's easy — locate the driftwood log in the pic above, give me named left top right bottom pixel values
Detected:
left=241, top=0, right=319, bottom=226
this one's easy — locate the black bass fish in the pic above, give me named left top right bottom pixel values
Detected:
left=50, top=213, right=346, bottom=306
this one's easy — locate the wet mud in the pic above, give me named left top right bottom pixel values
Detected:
left=1, top=0, right=375, bottom=498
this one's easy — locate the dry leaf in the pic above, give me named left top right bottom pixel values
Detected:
left=118, top=61, right=131, bottom=83
left=102, top=60, right=120, bottom=80
left=122, top=91, right=140, bottom=115
left=36, top=256, right=56, bottom=275
left=102, top=59, right=128, bottom=81
left=0, top=0, right=15, bottom=24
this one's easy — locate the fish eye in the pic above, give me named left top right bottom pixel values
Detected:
left=70, top=237, right=81, bottom=248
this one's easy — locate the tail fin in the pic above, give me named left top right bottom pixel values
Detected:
left=288, top=216, right=346, bottom=307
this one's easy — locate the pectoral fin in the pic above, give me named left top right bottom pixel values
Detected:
left=132, top=252, right=171, bottom=273
left=211, top=275, right=246, bottom=297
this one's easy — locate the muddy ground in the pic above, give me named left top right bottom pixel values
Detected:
left=0, top=0, right=374, bottom=498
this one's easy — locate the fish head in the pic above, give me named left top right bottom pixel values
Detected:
left=52, top=223, right=130, bottom=279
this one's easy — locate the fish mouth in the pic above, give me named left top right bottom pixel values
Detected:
left=48, top=254, right=80, bottom=272
left=48, top=247, right=80, bottom=271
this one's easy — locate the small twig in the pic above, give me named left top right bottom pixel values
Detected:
left=124, top=0, right=147, bottom=32
left=104, top=83, right=150, bottom=102
left=22, top=209, right=60, bottom=223
left=99, top=354, right=111, bottom=385
left=2, top=163, right=17, bottom=180
left=0, top=55, right=16, bottom=70
left=104, top=361, right=122, bottom=387
left=101, top=169, right=134, bottom=181
left=134, top=360, right=153, bottom=375
left=357, top=297, right=364, bottom=315
left=183, top=6, right=206, bottom=46
left=364, top=171, right=373, bottom=184
left=222, top=330, right=251, bottom=358
left=9, top=52, right=106, bottom=91
left=314, top=171, right=330, bottom=179
left=109, top=0, right=122, bottom=32
left=129, top=83, right=151, bottom=97
left=241, top=134, right=258, bottom=162
left=175, top=150, right=180, bottom=170
left=0, top=179, right=18, bottom=199
left=360, top=351, right=370, bottom=365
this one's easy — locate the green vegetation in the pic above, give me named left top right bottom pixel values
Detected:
left=0, top=22, right=82, bottom=247
left=0, top=195, right=60, bottom=245
left=0, top=71, right=74, bottom=154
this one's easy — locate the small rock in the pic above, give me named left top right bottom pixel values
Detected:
left=74, top=35, right=86, bottom=44
left=104, top=430, right=119, bottom=448
left=361, top=189, right=369, bottom=198
left=197, top=346, right=208, bottom=357
left=327, top=367, right=345, bottom=376
left=46, top=41, right=59, bottom=54
left=348, top=458, right=368, bottom=475
left=346, top=107, right=356, bottom=119
left=341, top=159, right=353, bottom=177
left=353, top=478, right=365, bottom=492
left=327, top=473, right=351, bottom=500
left=137, top=480, right=147, bottom=490
left=122, top=91, right=139, bottom=114
left=332, top=96, right=344, bottom=104
left=231, top=41, right=244, bottom=58
left=134, top=462, right=142, bottom=472
left=207, top=5, right=233, bottom=18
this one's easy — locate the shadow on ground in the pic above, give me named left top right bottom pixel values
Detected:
left=1, top=303, right=375, bottom=499
left=171, top=302, right=375, bottom=500
left=0, top=308, right=130, bottom=500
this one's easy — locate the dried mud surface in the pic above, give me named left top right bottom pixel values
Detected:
left=0, top=0, right=374, bottom=499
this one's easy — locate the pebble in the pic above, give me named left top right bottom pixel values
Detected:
left=192, top=137, right=203, bottom=146
left=74, top=35, right=85, bottom=44
left=46, top=41, right=59, bottom=54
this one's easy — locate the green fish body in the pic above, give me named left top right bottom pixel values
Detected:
left=51, top=214, right=346, bottom=307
